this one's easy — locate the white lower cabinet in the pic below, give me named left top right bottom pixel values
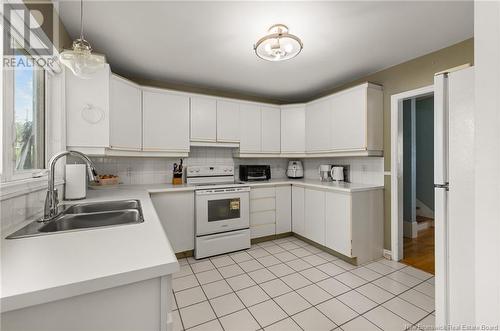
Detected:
left=292, top=186, right=305, bottom=236
left=249, top=185, right=292, bottom=239
left=275, top=186, right=292, bottom=234
left=325, top=191, right=352, bottom=257
left=304, top=188, right=326, bottom=245
left=150, top=191, right=195, bottom=253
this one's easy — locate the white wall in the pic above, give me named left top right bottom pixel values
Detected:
left=474, top=0, right=500, bottom=326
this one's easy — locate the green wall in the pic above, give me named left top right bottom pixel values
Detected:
left=416, top=96, right=435, bottom=210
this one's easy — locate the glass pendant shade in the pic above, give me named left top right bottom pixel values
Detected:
left=254, top=24, right=303, bottom=62
left=59, top=0, right=105, bottom=78
left=60, top=39, right=105, bottom=79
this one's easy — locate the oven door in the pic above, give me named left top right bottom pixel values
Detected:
left=195, top=187, right=250, bottom=236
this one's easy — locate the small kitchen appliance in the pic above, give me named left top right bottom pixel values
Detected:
left=319, top=164, right=332, bottom=182
left=187, top=165, right=250, bottom=259
left=286, top=161, right=304, bottom=178
left=331, top=165, right=350, bottom=182
left=239, top=165, right=271, bottom=181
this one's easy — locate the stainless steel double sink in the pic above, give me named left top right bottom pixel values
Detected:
left=6, top=200, right=144, bottom=239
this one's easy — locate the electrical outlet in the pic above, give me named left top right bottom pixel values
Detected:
left=126, top=167, right=132, bottom=177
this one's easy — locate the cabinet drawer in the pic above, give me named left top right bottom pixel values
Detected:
left=250, top=210, right=276, bottom=226
left=250, top=223, right=276, bottom=239
left=250, top=187, right=276, bottom=199
left=250, top=197, right=276, bottom=213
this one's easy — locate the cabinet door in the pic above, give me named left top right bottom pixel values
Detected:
left=305, top=189, right=326, bottom=245
left=239, top=104, right=261, bottom=152
left=66, top=64, right=110, bottom=148
left=325, top=191, right=352, bottom=256
left=110, top=75, right=142, bottom=150
left=292, top=186, right=305, bottom=236
left=330, top=87, right=366, bottom=150
left=191, top=97, right=217, bottom=142
left=305, top=99, right=331, bottom=152
left=276, top=186, right=292, bottom=234
left=150, top=191, right=194, bottom=253
left=281, top=105, right=305, bottom=153
left=261, top=106, right=281, bottom=153
left=142, top=90, right=190, bottom=152
left=217, top=100, right=240, bottom=142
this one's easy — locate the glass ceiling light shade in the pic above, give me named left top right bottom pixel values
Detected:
left=254, top=24, right=303, bottom=62
left=59, top=0, right=105, bottom=79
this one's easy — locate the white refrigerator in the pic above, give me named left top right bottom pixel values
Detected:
left=434, top=66, right=475, bottom=327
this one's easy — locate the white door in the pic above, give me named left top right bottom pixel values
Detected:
left=330, top=86, right=366, bottom=150
left=292, top=186, right=305, bottom=236
left=191, top=97, right=217, bottom=142
left=435, top=67, right=475, bottom=326
left=261, top=106, right=281, bottom=153
left=109, top=75, right=142, bottom=151
left=239, top=104, right=261, bottom=152
left=305, top=188, right=326, bottom=245
left=276, top=185, right=292, bottom=234
left=281, top=105, right=305, bottom=153
left=306, top=98, right=331, bottom=152
left=142, top=90, right=190, bottom=152
left=217, top=100, right=240, bottom=142
left=325, top=191, right=352, bottom=256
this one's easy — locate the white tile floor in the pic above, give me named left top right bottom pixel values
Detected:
left=171, top=236, right=435, bottom=331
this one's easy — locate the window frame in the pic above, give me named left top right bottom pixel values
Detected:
left=1, top=52, right=48, bottom=183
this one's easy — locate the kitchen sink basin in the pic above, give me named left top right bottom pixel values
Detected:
left=39, top=210, right=142, bottom=233
left=62, top=200, right=141, bottom=214
left=6, top=200, right=144, bottom=239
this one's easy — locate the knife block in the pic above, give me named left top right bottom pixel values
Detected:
left=172, top=171, right=183, bottom=185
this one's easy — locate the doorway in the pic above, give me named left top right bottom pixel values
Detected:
left=399, top=96, right=435, bottom=274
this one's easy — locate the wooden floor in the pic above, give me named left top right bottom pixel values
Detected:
left=401, top=221, right=435, bottom=274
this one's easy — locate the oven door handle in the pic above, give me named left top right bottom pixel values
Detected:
left=195, top=187, right=250, bottom=195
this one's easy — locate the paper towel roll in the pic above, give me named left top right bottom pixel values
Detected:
left=65, top=164, right=87, bottom=200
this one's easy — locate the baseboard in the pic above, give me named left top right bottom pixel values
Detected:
left=292, top=233, right=358, bottom=265
left=416, top=199, right=435, bottom=218
left=250, top=232, right=293, bottom=244
left=403, top=220, right=418, bottom=238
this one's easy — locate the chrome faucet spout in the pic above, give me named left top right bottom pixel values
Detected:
left=42, top=150, right=99, bottom=222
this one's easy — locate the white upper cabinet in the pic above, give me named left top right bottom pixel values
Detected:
left=280, top=104, right=305, bottom=154
left=304, top=83, right=383, bottom=156
left=109, top=75, right=142, bottom=151
left=142, top=89, right=190, bottom=152
left=239, top=104, right=261, bottom=152
left=306, top=98, right=331, bottom=152
left=217, top=100, right=240, bottom=142
left=66, top=64, right=110, bottom=149
left=190, top=97, right=217, bottom=142
left=261, top=106, right=281, bottom=153
left=330, top=83, right=382, bottom=151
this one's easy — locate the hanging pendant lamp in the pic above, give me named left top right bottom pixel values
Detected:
left=60, top=0, right=105, bottom=78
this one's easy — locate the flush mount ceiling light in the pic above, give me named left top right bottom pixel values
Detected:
left=60, top=0, right=105, bottom=79
left=254, top=24, right=303, bottom=62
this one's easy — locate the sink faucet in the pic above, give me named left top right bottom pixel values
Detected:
left=42, top=150, right=99, bottom=222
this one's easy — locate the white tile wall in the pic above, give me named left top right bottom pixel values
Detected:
left=0, top=184, right=63, bottom=233
left=303, top=157, right=384, bottom=186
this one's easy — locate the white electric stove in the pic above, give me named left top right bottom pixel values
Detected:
left=186, top=166, right=251, bottom=259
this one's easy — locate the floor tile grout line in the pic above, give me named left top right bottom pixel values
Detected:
left=174, top=237, right=435, bottom=331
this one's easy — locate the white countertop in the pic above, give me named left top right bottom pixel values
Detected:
left=1, top=186, right=179, bottom=313
left=1, top=178, right=382, bottom=313
left=145, top=178, right=384, bottom=194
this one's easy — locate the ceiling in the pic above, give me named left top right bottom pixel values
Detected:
left=56, top=1, right=473, bottom=103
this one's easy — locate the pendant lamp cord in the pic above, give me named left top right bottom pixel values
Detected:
left=79, top=0, right=84, bottom=40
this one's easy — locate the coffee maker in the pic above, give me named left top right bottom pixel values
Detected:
left=319, top=164, right=332, bottom=182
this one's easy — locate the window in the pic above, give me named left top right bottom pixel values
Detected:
left=2, top=46, right=47, bottom=182
left=13, top=48, right=45, bottom=171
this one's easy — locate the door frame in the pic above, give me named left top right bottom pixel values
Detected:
left=390, top=84, right=434, bottom=261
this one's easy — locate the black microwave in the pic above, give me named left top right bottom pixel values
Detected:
left=239, top=165, right=271, bottom=181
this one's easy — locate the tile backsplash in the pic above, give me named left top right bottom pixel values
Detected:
left=89, top=147, right=383, bottom=186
